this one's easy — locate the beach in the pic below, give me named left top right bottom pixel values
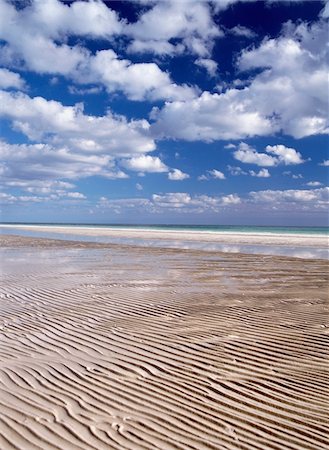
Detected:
left=0, top=233, right=328, bottom=449
left=1, top=224, right=328, bottom=260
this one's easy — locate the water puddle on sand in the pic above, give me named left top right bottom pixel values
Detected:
left=1, top=227, right=328, bottom=259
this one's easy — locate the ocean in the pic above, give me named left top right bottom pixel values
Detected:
left=1, top=223, right=329, bottom=235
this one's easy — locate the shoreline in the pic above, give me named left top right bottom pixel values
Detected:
left=1, top=223, right=328, bottom=247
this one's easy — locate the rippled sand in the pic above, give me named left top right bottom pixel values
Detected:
left=0, top=235, right=328, bottom=449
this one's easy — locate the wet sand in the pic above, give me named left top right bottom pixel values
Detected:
left=0, top=235, right=328, bottom=449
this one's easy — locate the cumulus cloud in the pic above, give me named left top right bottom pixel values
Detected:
left=0, top=185, right=87, bottom=204
left=0, top=90, right=155, bottom=156
left=195, top=58, right=218, bottom=77
left=237, top=19, right=329, bottom=138
left=0, top=141, right=129, bottom=186
left=121, top=155, right=168, bottom=173
left=221, top=194, right=241, bottom=205
left=229, top=25, right=257, bottom=38
left=168, top=169, right=190, bottom=181
left=320, top=1, right=329, bottom=18
left=68, top=85, right=102, bottom=95
left=0, top=0, right=197, bottom=102
left=227, top=165, right=247, bottom=176
left=5, top=180, right=75, bottom=194
left=150, top=192, right=240, bottom=212
left=233, top=143, right=277, bottom=166
left=126, top=0, right=221, bottom=57
left=306, top=181, right=322, bottom=187
left=265, top=145, right=304, bottom=165
left=198, top=169, right=226, bottom=180
left=152, top=18, right=329, bottom=140
left=151, top=90, right=273, bottom=141
left=86, top=49, right=197, bottom=101
left=152, top=193, right=192, bottom=208
left=127, top=39, right=182, bottom=56
left=250, top=187, right=329, bottom=206
left=0, top=68, right=25, bottom=89
left=0, top=90, right=165, bottom=186
left=0, top=0, right=122, bottom=65
left=250, top=168, right=271, bottom=178
left=319, top=160, right=329, bottom=166
left=90, top=187, right=329, bottom=218
left=233, top=142, right=304, bottom=167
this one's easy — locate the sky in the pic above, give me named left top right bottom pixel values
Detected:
left=0, top=0, right=328, bottom=226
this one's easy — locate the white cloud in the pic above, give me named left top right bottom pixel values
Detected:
left=152, top=193, right=191, bottom=208
left=0, top=68, right=25, bottom=89
left=68, top=85, right=102, bottom=95
left=233, top=142, right=305, bottom=167
left=210, top=169, right=226, bottom=179
left=152, top=18, right=329, bottom=140
left=95, top=190, right=244, bottom=217
left=229, top=25, right=256, bottom=38
left=121, top=155, right=168, bottom=173
left=198, top=169, right=226, bottom=180
left=151, top=90, right=273, bottom=141
left=306, top=181, right=322, bottom=187
left=150, top=192, right=241, bottom=212
left=0, top=0, right=123, bottom=71
left=197, top=174, right=208, bottom=181
left=221, top=194, right=241, bottom=205
left=227, top=165, right=247, bottom=176
left=0, top=1, right=88, bottom=75
left=265, top=145, right=304, bottom=165
left=0, top=90, right=164, bottom=186
left=16, top=0, right=122, bottom=39
left=66, top=192, right=86, bottom=199
left=320, top=1, right=329, bottom=18
left=319, top=160, right=329, bottom=167
left=168, top=169, right=190, bottom=181
left=127, top=39, right=183, bottom=56
left=136, top=183, right=143, bottom=191
left=0, top=141, right=126, bottom=183
left=0, top=186, right=87, bottom=203
left=0, top=0, right=197, bottom=102
left=237, top=20, right=329, bottom=138
left=250, top=187, right=329, bottom=208
left=250, top=168, right=271, bottom=178
left=233, top=143, right=278, bottom=167
left=126, top=0, right=221, bottom=57
left=0, top=90, right=155, bottom=156
left=86, top=49, right=197, bottom=102
left=195, top=58, right=218, bottom=77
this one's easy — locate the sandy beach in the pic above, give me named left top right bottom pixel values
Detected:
left=0, top=234, right=328, bottom=449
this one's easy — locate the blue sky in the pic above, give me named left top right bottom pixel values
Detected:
left=0, top=0, right=328, bottom=225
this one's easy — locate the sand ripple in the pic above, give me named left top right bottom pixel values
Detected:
left=0, top=235, right=328, bottom=449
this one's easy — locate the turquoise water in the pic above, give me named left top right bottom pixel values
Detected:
left=1, top=223, right=328, bottom=235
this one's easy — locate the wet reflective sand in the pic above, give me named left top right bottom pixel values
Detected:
left=1, top=224, right=328, bottom=259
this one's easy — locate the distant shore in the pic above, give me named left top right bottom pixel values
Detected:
left=1, top=223, right=328, bottom=246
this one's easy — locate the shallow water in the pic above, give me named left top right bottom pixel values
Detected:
left=1, top=227, right=328, bottom=260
